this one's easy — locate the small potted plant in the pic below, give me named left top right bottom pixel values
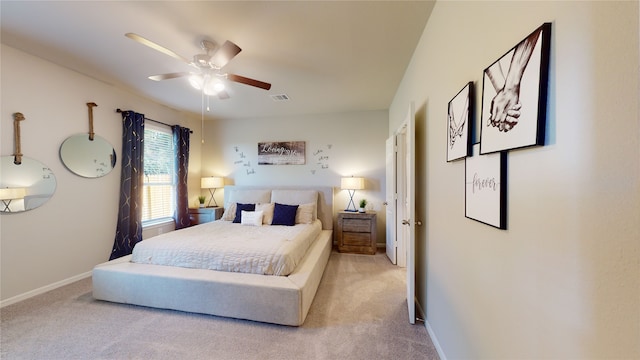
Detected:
left=198, top=195, right=206, bottom=208
left=358, top=199, right=367, bottom=213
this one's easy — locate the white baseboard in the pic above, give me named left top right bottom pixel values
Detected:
left=416, top=299, right=447, bottom=360
left=425, top=320, right=447, bottom=360
left=0, top=271, right=92, bottom=308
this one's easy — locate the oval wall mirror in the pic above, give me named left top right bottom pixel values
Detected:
left=60, top=134, right=116, bottom=178
left=0, top=156, right=57, bottom=213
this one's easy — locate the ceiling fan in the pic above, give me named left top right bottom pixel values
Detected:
left=125, top=33, right=271, bottom=99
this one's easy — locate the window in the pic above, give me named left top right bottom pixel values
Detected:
left=142, top=123, right=175, bottom=225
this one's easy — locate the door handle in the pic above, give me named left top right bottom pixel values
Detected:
left=402, top=219, right=423, bottom=226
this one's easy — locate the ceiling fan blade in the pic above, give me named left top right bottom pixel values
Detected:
left=148, top=72, right=191, bottom=81
left=210, top=40, right=242, bottom=68
left=217, top=90, right=230, bottom=100
left=125, top=33, right=191, bottom=64
left=227, top=74, right=272, bottom=90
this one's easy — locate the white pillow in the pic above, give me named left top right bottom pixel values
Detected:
left=241, top=210, right=263, bottom=226
left=256, top=203, right=275, bottom=225
left=295, top=203, right=315, bottom=224
left=221, top=203, right=237, bottom=221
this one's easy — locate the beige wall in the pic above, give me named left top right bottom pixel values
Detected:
left=200, top=111, right=389, bottom=239
left=0, top=45, right=202, bottom=303
left=390, top=1, right=639, bottom=358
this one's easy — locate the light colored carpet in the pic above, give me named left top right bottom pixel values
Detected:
left=1, top=250, right=439, bottom=360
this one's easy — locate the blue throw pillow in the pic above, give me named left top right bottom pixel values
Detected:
left=233, top=203, right=255, bottom=223
left=272, top=203, right=299, bottom=226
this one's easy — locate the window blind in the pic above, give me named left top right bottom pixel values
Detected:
left=142, top=124, right=176, bottom=224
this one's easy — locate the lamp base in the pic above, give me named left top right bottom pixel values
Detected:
left=207, top=188, right=219, bottom=207
left=344, top=190, right=358, bottom=212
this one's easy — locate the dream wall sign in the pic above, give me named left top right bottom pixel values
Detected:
left=480, top=22, right=551, bottom=154
left=258, top=141, right=306, bottom=165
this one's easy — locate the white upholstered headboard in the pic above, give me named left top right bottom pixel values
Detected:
left=223, top=186, right=334, bottom=230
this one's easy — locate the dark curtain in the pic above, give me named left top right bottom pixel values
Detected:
left=172, top=125, right=191, bottom=229
left=110, top=111, right=144, bottom=260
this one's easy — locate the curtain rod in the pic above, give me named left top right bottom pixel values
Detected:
left=116, top=109, right=192, bottom=134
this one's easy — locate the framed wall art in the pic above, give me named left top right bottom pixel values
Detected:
left=465, top=143, right=507, bottom=229
left=258, top=141, right=306, bottom=165
left=480, top=22, right=551, bottom=154
left=447, top=82, right=473, bottom=162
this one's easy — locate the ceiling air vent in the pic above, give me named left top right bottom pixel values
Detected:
left=271, top=94, right=290, bottom=102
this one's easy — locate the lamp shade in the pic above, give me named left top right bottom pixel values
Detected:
left=0, top=187, right=26, bottom=200
left=201, top=177, right=224, bottom=189
left=341, top=177, right=364, bottom=190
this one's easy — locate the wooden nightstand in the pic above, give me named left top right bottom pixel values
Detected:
left=189, top=207, right=223, bottom=226
left=336, top=211, right=377, bottom=255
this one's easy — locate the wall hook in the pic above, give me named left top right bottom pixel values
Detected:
left=12, top=112, right=25, bottom=165
left=87, top=102, right=98, bottom=141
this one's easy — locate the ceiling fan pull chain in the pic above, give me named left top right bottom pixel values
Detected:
left=201, top=88, right=205, bottom=144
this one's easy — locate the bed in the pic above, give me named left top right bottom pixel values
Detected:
left=92, top=186, right=334, bottom=326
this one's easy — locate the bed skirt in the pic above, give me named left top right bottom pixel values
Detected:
left=92, top=230, right=332, bottom=326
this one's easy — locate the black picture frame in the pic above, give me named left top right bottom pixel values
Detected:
left=447, top=82, right=473, bottom=162
left=465, top=143, right=507, bottom=229
left=480, top=22, right=551, bottom=154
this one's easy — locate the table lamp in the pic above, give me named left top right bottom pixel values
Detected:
left=200, top=177, right=224, bottom=207
left=341, top=176, right=364, bottom=212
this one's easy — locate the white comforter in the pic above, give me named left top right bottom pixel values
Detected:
left=131, top=219, right=322, bottom=276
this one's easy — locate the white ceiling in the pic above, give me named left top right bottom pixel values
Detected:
left=1, top=1, right=434, bottom=120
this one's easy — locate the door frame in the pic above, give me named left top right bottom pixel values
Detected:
left=386, top=121, right=408, bottom=268
left=387, top=103, right=416, bottom=324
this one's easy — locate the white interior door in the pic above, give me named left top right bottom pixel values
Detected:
left=385, top=136, right=397, bottom=264
left=396, top=130, right=407, bottom=268
left=403, top=103, right=416, bottom=324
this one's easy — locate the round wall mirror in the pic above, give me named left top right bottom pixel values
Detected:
left=0, top=156, right=57, bottom=213
left=60, top=134, right=116, bottom=178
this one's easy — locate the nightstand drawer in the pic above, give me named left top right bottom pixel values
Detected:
left=188, top=207, right=223, bottom=226
left=342, top=218, right=372, bottom=233
left=189, top=212, right=213, bottom=224
left=343, top=232, right=372, bottom=246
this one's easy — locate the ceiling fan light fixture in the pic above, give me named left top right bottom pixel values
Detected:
left=189, top=74, right=204, bottom=90
left=213, top=79, right=225, bottom=92
left=203, top=87, right=216, bottom=96
left=203, top=78, right=225, bottom=96
left=193, top=54, right=211, bottom=67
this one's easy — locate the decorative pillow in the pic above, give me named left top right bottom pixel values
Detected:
left=256, top=203, right=275, bottom=225
left=241, top=210, right=263, bottom=226
left=221, top=203, right=237, bottom=221
left=233, top=203, right=255, bottom=223
left=295, top=203, right=315, bottom=224
left=271, top=203, right=299, bottom=226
